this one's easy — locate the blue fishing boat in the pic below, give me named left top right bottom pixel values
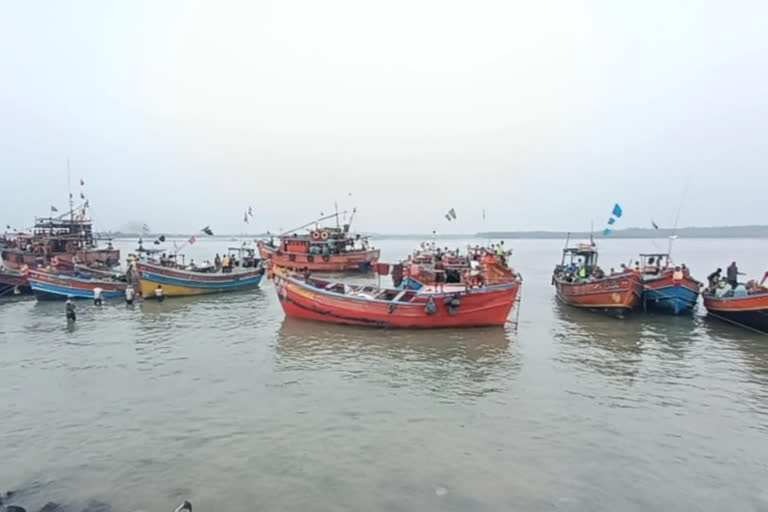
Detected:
left=27, top=269, right=127, bottom=300
left=639, top=254, right=701, bottom=314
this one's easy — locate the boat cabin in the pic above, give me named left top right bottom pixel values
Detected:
left=639, top=253, right=671, bottom=275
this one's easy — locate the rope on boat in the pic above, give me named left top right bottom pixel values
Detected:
left=0, top=285, right=22, bottom=299
left=507, top=288, right=523, bottom=333
left=705, top=310, right=768, bottom=336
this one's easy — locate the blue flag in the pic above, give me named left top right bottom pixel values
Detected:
left=607, top=217, right=616, bottom=225
left=612, top=203, right=623, bottom=218
left=603, top=228, right=612, bottom=236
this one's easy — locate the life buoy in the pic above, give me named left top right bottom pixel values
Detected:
left=289, top=254, right=296, bottom=262
left=311, top=231, right=321, bottom=240
left=307, top=255, right=314, bottom=263
left=320, top=231, right=329, bottom=240
left=322, top=254, right=330, bottom=262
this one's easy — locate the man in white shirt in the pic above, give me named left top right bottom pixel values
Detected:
left=93, top=286, right=103, bottom=306
left=125, top=285, right=135, bottom=305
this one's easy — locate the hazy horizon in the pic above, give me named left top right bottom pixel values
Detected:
left=2, top=0, right=766, bottom=235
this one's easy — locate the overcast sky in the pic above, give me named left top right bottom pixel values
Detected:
left=1, top=0, right=766, bottom=235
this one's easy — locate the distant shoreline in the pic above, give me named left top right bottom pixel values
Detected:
left=106, top=225, right=768, bottom=240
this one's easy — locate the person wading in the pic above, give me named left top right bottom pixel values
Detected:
left=66, top=299, right=76, bottom=322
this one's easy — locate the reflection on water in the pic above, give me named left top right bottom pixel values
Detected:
left=275, top=318, right=519, bottom=399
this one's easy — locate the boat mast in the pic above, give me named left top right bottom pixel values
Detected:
left=335, top=202, right=340, bottom=229
left=280, top=210, right=350, bottom=237
left=67, top=158, right=74, bottom=225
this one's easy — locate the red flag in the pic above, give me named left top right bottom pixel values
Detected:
left=188, top=236, right=196, bottom=245
left=80, top=178, right=85, bottom=186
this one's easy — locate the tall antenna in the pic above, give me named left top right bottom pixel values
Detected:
left=67, top=157, right=74, bottom=223
left=668, top=179, right=691, bottom=260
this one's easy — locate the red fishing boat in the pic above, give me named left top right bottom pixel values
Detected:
left=703, top=270, right=768, bottom=333
left=2, top=204, right=119, bottom=271
left=273, top=267, right=521, bottom=328
left=393, top=243, right=517, bottom=289
left=258, top=210, right=379, bottom=272
left=552, top=243, right=641, bottom=316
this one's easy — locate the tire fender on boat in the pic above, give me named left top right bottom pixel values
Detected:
left=425, top=297, right=437, bottom=315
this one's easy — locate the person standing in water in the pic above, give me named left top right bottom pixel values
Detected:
left=93, top=286, right=104, bottom=306
left=154, top=284, right=165, bottom=302
left=125, top=285, right=135, bottom=305
left=66, top=299, right=76, bottom=322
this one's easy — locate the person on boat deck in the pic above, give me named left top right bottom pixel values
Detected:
left=496, top=241, right=507, bottom=265
left=65, top=299, right=76, bottom=322
left=727, top=261, right=744, bottom=289
left=592, top=266, right=605, bottom=279
left=125, top=285, right=135, bottom=305
left=154, top=284, right=165, bottom=301
left=634, top=261, right=640, bottom=272
left=214, top=253, right=221, bottom=268
left=578, top=265, right=588, bottom=279
left=672, top=266, right=684, bottom=281
left=188, top=258, right=196, bottom=270
left=221, top=255, right=230, bottom=273
left=707, top=268, right=722, bottom=288
left=681, top=263, right=689, bottom=277
left=93, top=286, right=103, bottom=306
left=434, top=260, right=446, bottom=292
left=620, top=263, right=628, bottom=273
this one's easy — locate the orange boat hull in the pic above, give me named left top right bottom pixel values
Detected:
left=274, top=274, right=521, bottom=328
left=554, top=272, right=642, bottom=315
left=703, top=292, right=768, bottom=332
left=259, top=241, right=380, bottom=272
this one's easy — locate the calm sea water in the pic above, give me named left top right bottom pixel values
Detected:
left=2, top=237, right=768, bottom=512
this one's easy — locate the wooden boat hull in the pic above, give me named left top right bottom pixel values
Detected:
left=703, top=292, right=768, bottom=333
left=0, top=268, right=31, bottom=296
left=258, top=241, right=380, bottom=272
left=642, top=273, right=700, bottom=314
left=137, top=261, right=265, bottom=298
left=2, top=248, right=120, bottom=270
left=27, top=270, right=126, bottom=300
left=274, top=273, right=521, bottom=328
left=554, top=272, right=641, bottom=316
